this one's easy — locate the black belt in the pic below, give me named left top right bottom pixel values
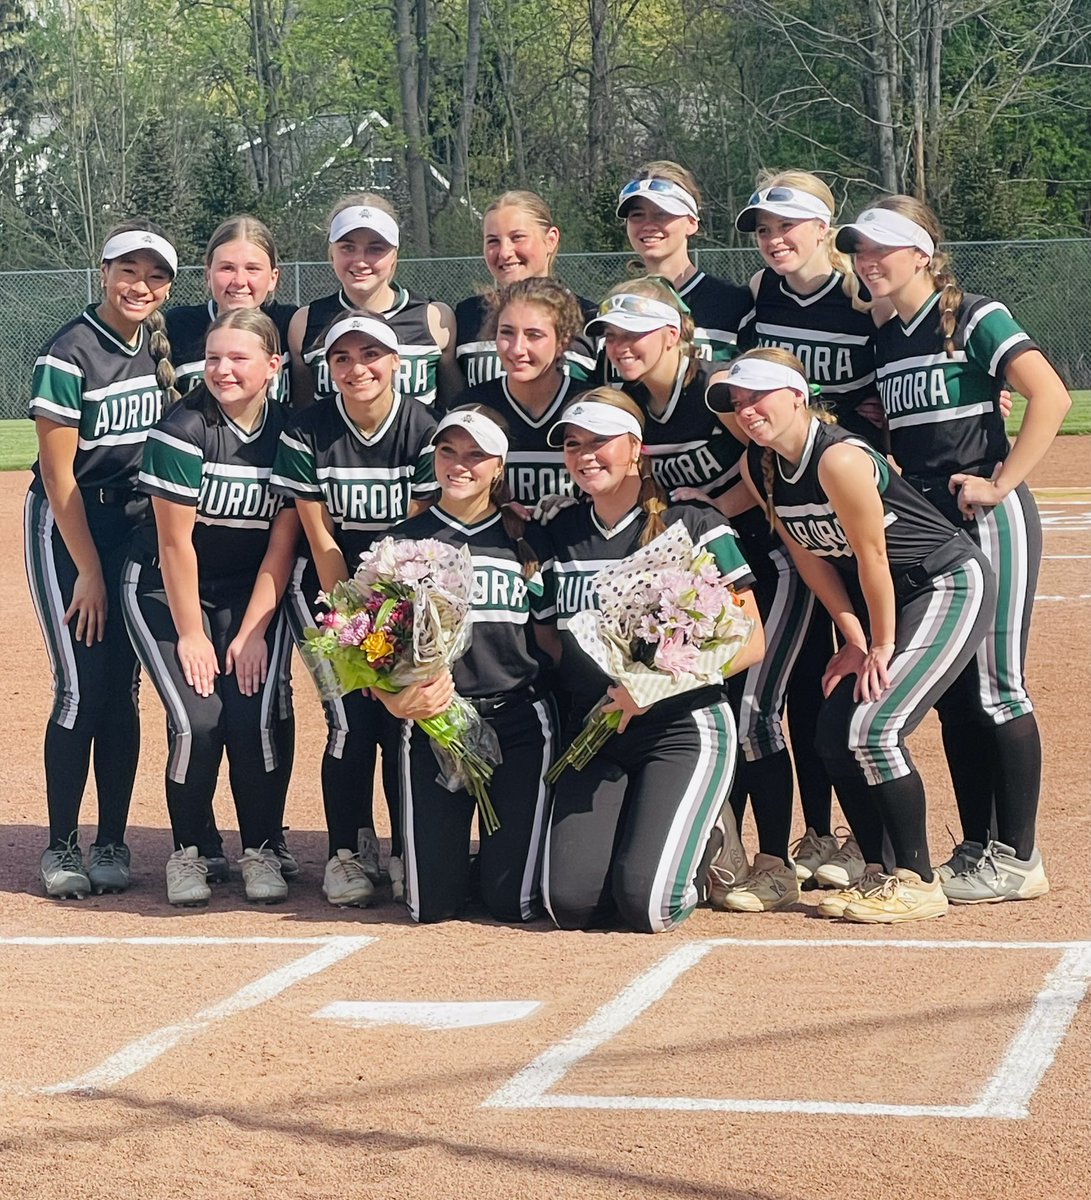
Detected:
left=893, top=537, right=974, bottom=599
left=82, top=486, right=138, bottom=506
left=903, top=462, right=1000, bottom=493
left=466, top=683, right=541, bottom=715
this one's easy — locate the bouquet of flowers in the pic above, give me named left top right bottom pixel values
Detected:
left=302, top=536, right=501, bottom=834
left=546, top=522, right=755, bottom=782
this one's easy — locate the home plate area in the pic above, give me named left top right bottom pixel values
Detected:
left=2, top=934, right=1089, bottom=1121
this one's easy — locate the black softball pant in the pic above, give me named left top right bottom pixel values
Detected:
left=24, top=488, right=140, bottom=848
left=815, top=549, right=995, bottom=875
left=120, top=559, right=294, bottom=855
left=285, top=559, right=403, bottom=859
left=545, top=696, right=737, bottom=933
left=400, top=693, right=555, bottom=924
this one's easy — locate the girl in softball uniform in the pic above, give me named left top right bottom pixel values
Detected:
left=272, top=312, right=438, bottom=905
left=379, top=406, right=555, bottom=924
left=728, top=348, right=995, bottom=922
left=453, top=191, right=597, bottom=388
left=616, top=161, right=752, bottom=366
left=167, top=215, right=299, bottom=878
left=836, top=198, right=1070, bottom=903
left=592, top=279, right=812, bottom=913
left=287, top=195, right=459, bottom=412
left=122, top=309, right=298, bottom=906
left=731, top=171, right=886, bottom=888
left=458, top=277, right=585, bottom=509
left=26, top=221, right=179, bottom=899
left=167, top=215, right=297, bottom=409
left=538, top=390, right=765, bottom=934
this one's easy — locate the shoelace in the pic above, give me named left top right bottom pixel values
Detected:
left=338, top=855, right=368, bottom=881
left=243, top=848, right=283, bottom=880
left=52, top=835, right=83, bottom=872
left=827, top=838, right=861, bottom=867
left=790, top=830, right=825, bottom=860
left=707, top=863, right=739, bottom=890
left=94, top=844, right=120, bottom=865
left=172, top=853, right=208, bottom=879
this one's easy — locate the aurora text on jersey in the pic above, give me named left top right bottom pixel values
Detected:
left=873, top=292, right=1034, bottom=478
left=29, top=307, right=168, bottom=490
left=271, top=392, right=438, bottom=569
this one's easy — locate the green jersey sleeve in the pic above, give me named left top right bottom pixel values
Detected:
left=270, top=428, right=322, bottom=499
left=29, top=353, right=85, bottom=426
left=139, top=425, right=204, bottom=505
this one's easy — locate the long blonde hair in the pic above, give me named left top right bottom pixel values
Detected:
left=559, top=387, right=669, bottom=546
left=755, top=169, right=870, bottom=314
left=872, top=194, right=960, bottom=356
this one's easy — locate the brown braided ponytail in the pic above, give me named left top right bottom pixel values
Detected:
left=874, top=196, right=961, bottom=357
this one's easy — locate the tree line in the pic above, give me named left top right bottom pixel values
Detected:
left=0, top=0, right=1088, bottom=268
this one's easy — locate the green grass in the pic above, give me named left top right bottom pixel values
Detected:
left=0, top=391, right=1087, bottom=471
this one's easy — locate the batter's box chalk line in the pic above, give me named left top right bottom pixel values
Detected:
left=483, top=937, right=1091, bottom=1119
left=0, top=935, right=375, bottom=1096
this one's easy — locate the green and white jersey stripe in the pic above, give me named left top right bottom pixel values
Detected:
left=874, top=291, right=1035, bottom=477
left=29, top=307, right=167, bottom=490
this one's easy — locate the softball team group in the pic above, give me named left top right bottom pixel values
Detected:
left=25, top=162, right=1070, bottom=932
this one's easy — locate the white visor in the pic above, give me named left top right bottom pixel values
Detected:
left=705, top=359, right=809, bottom=413
left=735, top=187, right=833, bottom=232
left=328, top=206, right=401, bottom=249
left=546, top=401, right=643, bottom=448
left=431, top=410, right=509, bottom=459
left=323, top=314, right=399, bottom=356
left=835, top=209, right=935, bottom=259
left=585, top=293, right=682, bottom=337
left=616, top=178, right=699, bottom=220
left=101, top=231, right=178, bottom=277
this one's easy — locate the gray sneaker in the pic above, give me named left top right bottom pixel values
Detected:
left=357, top=828, right=382, bottom=883
left=88, top=842, right=131, bottom=894
left=271, top=833, right=300, bottom=879
left=41, top=838, right=91, bottom=900
left=942, top=841, right=1049, bottom=904
left=791, top=828, right=839, bottom=882
left=701, top=809, right=749, bottom=906
left=814, top=834, right=866, bottom=890
left=935, top=838, right=985, bottom=882
left=166, top=846, right=212, bottom=907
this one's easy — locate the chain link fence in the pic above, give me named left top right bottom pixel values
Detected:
left=2, top=241, right=1087, bottom=419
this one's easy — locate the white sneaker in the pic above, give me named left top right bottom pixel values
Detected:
left=791, top=828, right=839, bottom=882
left=166, top=846, right=211, bottom=907
left=238, top=846, right=288, bottom=904
left=813, top=832, right=867, bottom=889
left=388, top=854, right=405, bottom=901
left=356, top=828, right=382, bottom=883
left=843, top=868, right=948, bottom=924
left=942, top=841, right=1049, bottom=904
left=815, top=864, right=886, bottom=918
left=324, top=850, right=375, bottom=907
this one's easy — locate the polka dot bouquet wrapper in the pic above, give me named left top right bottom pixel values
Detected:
left=546, top=521, right=754, bottom=781
left=302, top=536, right=502, bottom=833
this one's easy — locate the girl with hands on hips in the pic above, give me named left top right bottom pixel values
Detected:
left=122, top=309, right=299, bottom=907
left=726, top=348, right=995, bottom=924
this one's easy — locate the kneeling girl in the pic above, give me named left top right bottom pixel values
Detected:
left=380, top=405, right=555, bottom=924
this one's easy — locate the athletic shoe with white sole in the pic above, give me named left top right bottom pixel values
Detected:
left=166, top=846, right=212, bottom=907
left=703, top=814, right=750, bottom=907
left=239, top=846, right=288, bottom=903
left=842, top=868, right=948, bottom=924
left=88, top=842, right=131, bottom=894
left=271, top=831, right=300, bottom=879
left=357, top=828, right=382, bottom=883
left=942, top=841, right=1049, bottom=904
left=815, top=864, right=886, bottom=918
left=791, top=828, right=839, bottom=882
left=323, top=849, right=375, bottom=908
left=935, top=838, right=985, bottom=882
left=388, top=854, right=405, bottom=901
left=40, top=838, right=91, bottom=900
left=813, top=833, right=866, bottom=890
left=722, top=853, right=800, bottom=913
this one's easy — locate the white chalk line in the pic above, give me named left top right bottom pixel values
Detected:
left=484, top=938, right=1091, bottom=1118
left=315, top=1000, right=542, bottom=1030
left=0, top=935, right=375, bottom=1096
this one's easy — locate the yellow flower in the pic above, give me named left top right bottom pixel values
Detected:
left=363, top=631, right=395, bottom=662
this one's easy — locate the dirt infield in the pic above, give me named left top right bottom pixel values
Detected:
left=1, top=440, right=1088, bottom=1200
